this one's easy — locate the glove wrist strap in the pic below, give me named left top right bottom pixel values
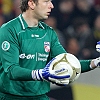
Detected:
left=32, top=69, right=43, bottom=81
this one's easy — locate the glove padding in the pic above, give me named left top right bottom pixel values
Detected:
left=32, top=58, right=70, bottom=86
left=96, top=41, right=100, bottom=53
left=93, top=57, right=100, bottom=68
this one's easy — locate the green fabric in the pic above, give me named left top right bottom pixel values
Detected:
left=80, top=60, right=92, bottom=73
left=0, top=14, right=66, bottom=96
left=0, top=92, right=49, bottom=100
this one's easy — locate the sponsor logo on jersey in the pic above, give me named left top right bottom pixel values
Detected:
left=19, top=53, right=35, bottom=59
left=44, top=42, right=50, bottom=52
left=2, top=41, right=10, bottom=51
left=31, top=34, right=39, bottom=38
left=37, top=53, right=48, bottom=61
left=19, top=53, right=49, bottom=61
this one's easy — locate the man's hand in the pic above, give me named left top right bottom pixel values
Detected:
left=32, top=58, right=70, bottom=86
left=90, top=57, right=100, bottom=69
left=90, top=41, right=100, bottom=68
left=90, top=41, right=100, bottom=69
left=96, top=41, right=100, bottom=52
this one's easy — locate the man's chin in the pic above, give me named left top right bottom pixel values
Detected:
left=43, top=16, right=49, bottom=20
left=39, top=16, right=49, bottom=21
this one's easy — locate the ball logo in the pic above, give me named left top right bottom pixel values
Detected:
left=2, top=41, right=10, bottom=51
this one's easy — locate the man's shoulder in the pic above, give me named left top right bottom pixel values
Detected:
left=1, top=17, right=19, bottom=30
left=39, top=21, right=53, bottom=30
left=0, top=16, right=22, bottom=34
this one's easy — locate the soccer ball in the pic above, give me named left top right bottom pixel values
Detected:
left=50, top=53, right=81, bottom=84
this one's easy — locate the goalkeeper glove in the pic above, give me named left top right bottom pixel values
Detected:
left=90, top=41, right=100, bottom=68
left=90, top=57, right=100, bottom=69
left=32, top=58, right=70, bottom=85
left=91, top=57, right=100, bottom=68
left=96, top=41, right=100, bottom=53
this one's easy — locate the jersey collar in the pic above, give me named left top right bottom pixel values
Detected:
left=18, top=14, right=45, bottom=29
left=18, top=14, right=28, bottom=29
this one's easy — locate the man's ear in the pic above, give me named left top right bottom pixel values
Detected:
left=28, top=0, right=35, bottom=10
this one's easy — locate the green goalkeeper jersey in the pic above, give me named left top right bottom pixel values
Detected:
left=0, top=14, right=91, bottom=96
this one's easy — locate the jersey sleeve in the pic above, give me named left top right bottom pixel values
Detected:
left=0, top=26, right=32, bottom=81
left=80, top=60, right=92, bottom=73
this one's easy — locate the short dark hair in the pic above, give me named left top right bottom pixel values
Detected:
left=20, top=0, right=38, bottom=12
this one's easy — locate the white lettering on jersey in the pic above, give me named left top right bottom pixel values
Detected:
left=19, top=53, right=49, bottom=61
left=19, top=53, right=35, bottom=59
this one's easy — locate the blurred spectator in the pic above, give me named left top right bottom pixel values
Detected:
left=93, top=14, right=100, bottom=42
left=0, top=15, right=5, bottom=26
left=94, top=0, right=100, bottom=12
left=12, top=0, right=22, bottom=17
left=1, top=0, right=14, bottom=22
left=65, top=37, right=80, bottom=58
left=51, top=0, right=75, bottom=32
left=87, top=0, right=94, bottom=5
left=74, top=17, right=97, bottom=59
left=0, top=0, right=2, bottom=14
left=73, top=0, right=98, bottom=28
left=44, top=16, right=66, bottom=47
left=65, top=17, right=97, bottom=59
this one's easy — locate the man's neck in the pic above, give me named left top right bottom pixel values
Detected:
left=22, top=12, right=38, bottom=27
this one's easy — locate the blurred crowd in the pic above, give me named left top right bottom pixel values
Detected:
left=0, top=0, right=21, bottom=25
left=0, top=0, right=100, bottom=60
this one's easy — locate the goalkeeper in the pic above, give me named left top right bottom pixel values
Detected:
left=0, top=0, right=100, bottom=100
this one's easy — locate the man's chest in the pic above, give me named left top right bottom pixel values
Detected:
left=18, top=29, right=51, bottom=55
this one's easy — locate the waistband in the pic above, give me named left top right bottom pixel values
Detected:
left=0, top=92, right=48, bottom=100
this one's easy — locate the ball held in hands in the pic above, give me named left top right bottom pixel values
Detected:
left=49, top=53, right=81, bottom=84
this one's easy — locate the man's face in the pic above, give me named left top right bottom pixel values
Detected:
left=33, top=0, right=54, bottom=20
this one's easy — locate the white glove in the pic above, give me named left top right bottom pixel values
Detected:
left=96, top=41, right=100, bottom=52
left=92, top=57, right=100, bottom=68
left=32, top=58, right=70, bottom=86
left=92, top=41, right=100, bottom=68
